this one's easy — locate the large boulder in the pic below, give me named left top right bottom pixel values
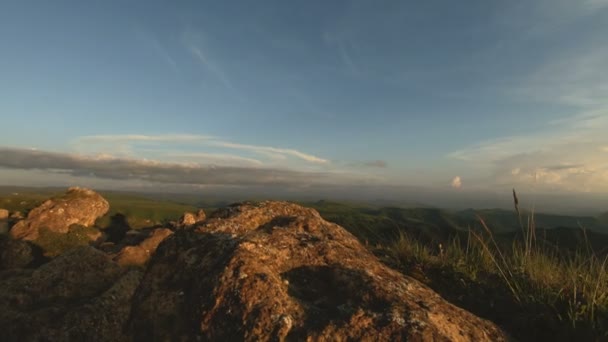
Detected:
left=128, top=201, right=507, bottom=341
left=10, top=187, right=109, bottom=241
left=114, top=228, right=173, bottom=266
left=0, top=247, right=142, bottom=341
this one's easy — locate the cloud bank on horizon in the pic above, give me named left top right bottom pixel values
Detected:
left=0, top=1, right=607, bottom=198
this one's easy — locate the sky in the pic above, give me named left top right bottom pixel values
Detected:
left=1, top=1, right=607, bottom=211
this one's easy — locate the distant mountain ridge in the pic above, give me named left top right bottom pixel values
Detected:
left=305, top=200, right=608, bottom=255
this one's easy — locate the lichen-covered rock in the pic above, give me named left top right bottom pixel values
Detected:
left=0, top=247, right=142, bottom=341
left=0, top=235, right=41, bottom=269
left=10, top=187, right=109, bottom=241
left=114, top=228, right=173, bottom=266
left=129, top=201, right=508, bottom=341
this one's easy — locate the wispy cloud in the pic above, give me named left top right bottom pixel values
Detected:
left=208, top=140, right=328, bottom=164
left=449, top=113, right=608, bottom=193
left=519, top=45, right=608, bottom=108
left=322, top=31, right=361, bottom=76
left=167, top=152, right=263, bottom=167
left=446, top=0, right=608, bottom=194
left=78, top=134, right=214, bottom=143
left=75, top=134, right=329, bottom=166
left=134, top=28, right=179, bottom=72
left=578, top=0, right=608, bottom=13
left=0, top=147, right=346, bottom=187
left=348, top=160, right=387, bottom=168
left=187, top=43, right=233, bottom=89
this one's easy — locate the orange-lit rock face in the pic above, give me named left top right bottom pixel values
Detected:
left=10, top=187, right=109, bottom=241
left=130, top=201, right=508, bottom=342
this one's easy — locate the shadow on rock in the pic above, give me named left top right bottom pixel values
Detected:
left=282, top=265, right=390, bottom=338
left=127, top=231, right=240, bottom=341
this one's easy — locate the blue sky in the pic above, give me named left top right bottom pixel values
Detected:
left=1, top=1, right=608, bottom=200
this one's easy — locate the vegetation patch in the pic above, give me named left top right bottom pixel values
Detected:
left=308, top=196, right=608, bottom=341
left=33, top=225, right=100, bottom=257
left=96, top=192, right=199, bottom=229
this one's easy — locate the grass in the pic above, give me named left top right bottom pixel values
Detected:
left=0, top=189, right=200, bottom=230
left=34, top=225, right=100, bottom=257
left=96, top=192, right=199, bottom=229
left=383, top=190, right=608, bottom=341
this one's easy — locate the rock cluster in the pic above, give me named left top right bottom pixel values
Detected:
left=0, top=247, right=142, bottom=341
left=0, top=191, right=508, bottom=341
left=10, top=187, right=109, bottom=241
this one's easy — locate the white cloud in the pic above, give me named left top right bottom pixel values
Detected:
left=449, top=112, right=608, bottom=193
left=451, top=176, right=462, bottom=189
left=209, top=141, right=328, bottom=164
left=75, top=134, right=329, bottom=167
left=0, top=147, right=345, bottom=187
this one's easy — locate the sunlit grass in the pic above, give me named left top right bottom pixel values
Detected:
left=387, top=189, right=608, bottom=340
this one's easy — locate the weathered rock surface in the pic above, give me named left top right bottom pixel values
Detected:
left=195, top=208, right=206, bottom=222
left=114, top=228, right=173, bottom=266
left=10, top=187, right=109, bottom=241
left=0, top=208, right=9, bottom=220
left=0, top=247, right=142, bottom=341
left=129, top=201, right=507, bottom=341
left=0, top=235, right=42, bottom=269
left=177, top=209, right=206, bottom=228
left=178, top=211, right=196, bottom=226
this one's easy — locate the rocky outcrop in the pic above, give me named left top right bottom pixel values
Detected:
left=178, top=212, right=196, bottom=226
left=114, top=228, right=173, bottom=266
left=0, top=247, right=142, bottom=341
left=0, top=208, right=9, bottom=220
left=195, top=209, right=206, bottom=222
left=129, top=201, right=507, bottom=341
left=10, top=187, right=109, bottom=241
left=177, top=209, right=206, bottom=228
